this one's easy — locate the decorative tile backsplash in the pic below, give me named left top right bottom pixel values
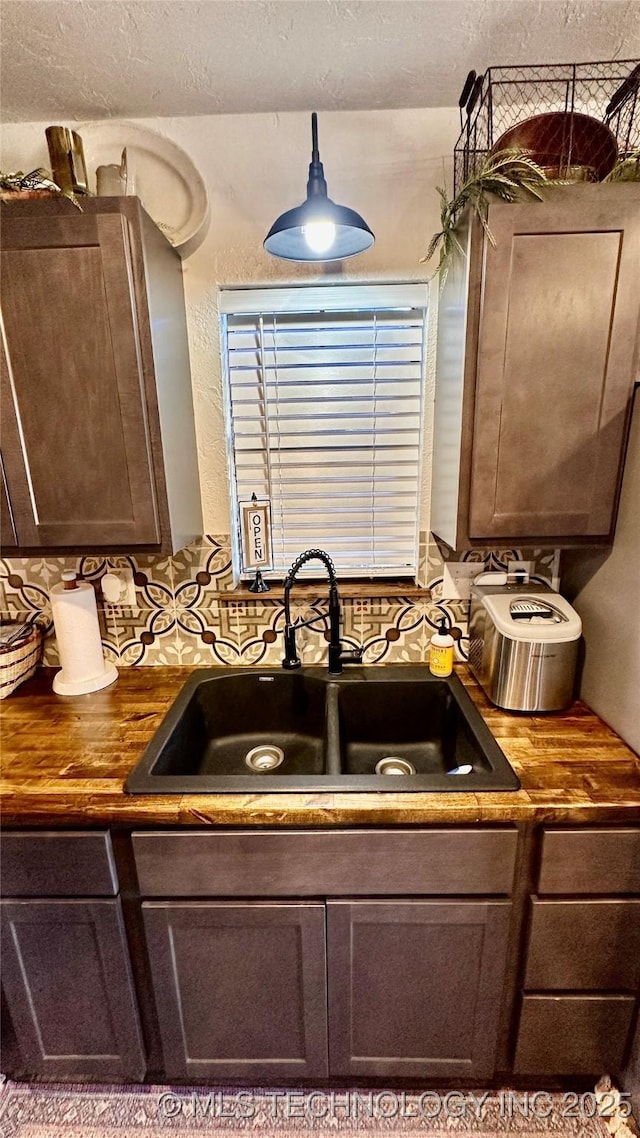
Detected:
left=0, top=536, right=559, bottom=669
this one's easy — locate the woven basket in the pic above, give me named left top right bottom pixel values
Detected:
left=0, top=623, right=43, bottom=699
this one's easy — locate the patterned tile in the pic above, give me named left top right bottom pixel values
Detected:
left=286, top=625, right=331, bottom=667
left=0, top=535, right=561, bottom=668
left=102, top=554, right=174, bottom=664
left=277, top=598, right=332, bottom=668
left=256, top=636, right=286, bottom=668
left=119, top=625, right=183, bottom=666
left=114, top=603, right=176, bottom=666
left=100, top=606, right=121, bottom=665
left=427, top=543, right=486, bottom=601
left=0, top=556, right=123, bottom=667
left=172, top=537, right=234, bottom=600
left=177, top=597, right=248, bottom=667
left=339, top=598, right=361, bottom=646
left=366, top=623, right=425, bottom=666
left=0, top=558, right=52, bottom=622
left=232, top=598, right=281, bottom=667
left=357, top=599, right=425, bottom=664
left=175, top=594, right=219, bottom=640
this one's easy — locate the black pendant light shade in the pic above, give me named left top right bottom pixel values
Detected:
left=264, top=113, right=374, bottom=262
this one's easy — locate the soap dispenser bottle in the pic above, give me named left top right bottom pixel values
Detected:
left=429, top=618, right=454, bottom=678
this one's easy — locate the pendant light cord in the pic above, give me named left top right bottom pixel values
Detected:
left=307, top=111, right=327, bottom=197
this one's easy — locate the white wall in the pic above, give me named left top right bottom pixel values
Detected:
left=1, top=107, right=458, bottom=533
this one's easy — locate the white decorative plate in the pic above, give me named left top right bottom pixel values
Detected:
left=77, top=120, right=209, bottom=251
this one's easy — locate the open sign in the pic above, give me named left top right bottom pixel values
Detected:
left=240, top=500, right=273, bottom=571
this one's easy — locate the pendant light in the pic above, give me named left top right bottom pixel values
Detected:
left=264, top=112, right=374, bottom=262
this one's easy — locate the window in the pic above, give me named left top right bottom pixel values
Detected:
left=220, top=284, right=428, bottom=579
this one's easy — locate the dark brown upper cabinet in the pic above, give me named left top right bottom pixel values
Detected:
left=0, top=197, right=202, bottom=554
left=431, top=184, right=640, bottom=549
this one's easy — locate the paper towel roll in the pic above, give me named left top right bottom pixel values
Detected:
left=50, top=576, right=118, bottom=696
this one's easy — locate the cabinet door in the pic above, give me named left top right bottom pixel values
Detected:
left=327, top=899, right=511, bottom=1078
left=0, top=211, right=160, bottom=547
left=469, top=186, right=640, bottom=541
left=143, top=901, right=328, bottom=1080
left=0, top=898, right=145, bottom=1080
left=0, top=453, right=18, bottom=549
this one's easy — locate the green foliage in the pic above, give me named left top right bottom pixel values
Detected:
left=604, top=150, right=640, bottom=182
left=0, top=168, right=82, bottom=209
left=422, top=149, right=550, bottom=287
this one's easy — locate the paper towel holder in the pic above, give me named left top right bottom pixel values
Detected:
left=51, top=572, right=118, bottom=696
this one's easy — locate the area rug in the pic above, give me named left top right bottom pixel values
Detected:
left=0, top=1081, right=633, bottom=1138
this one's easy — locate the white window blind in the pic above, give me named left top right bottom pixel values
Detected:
left=220, top=284, right=428, bottom=579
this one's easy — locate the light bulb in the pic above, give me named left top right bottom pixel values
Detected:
left=303, top=220, right=336, bottom=254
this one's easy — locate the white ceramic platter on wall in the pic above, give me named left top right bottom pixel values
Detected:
left=78, top=120, right=209, bottom=252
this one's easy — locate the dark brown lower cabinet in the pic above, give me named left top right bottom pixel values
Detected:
left=327, top=899, right=511, bottom=1078
left=515, top=828, right=640, bottom=1079
left=0, top=898, right=145, bottom=1080
left=2, top=826, right=637, bottom=1086
left=514, top=995, right=636, bottom=1075
left=142, top=901, right=328, bottom=1080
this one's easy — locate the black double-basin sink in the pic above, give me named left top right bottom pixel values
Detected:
left=125, top=667, right=520, bottom=793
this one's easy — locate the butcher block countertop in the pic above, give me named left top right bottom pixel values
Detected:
left=1, top=666, right=639, bottom=827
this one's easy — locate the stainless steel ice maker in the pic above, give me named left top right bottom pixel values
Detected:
left=469, top=582, right=582, bottom=712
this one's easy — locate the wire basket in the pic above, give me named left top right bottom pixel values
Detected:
left=454, top=60, right=640, bottom=195
left=0, top=622, right=43, bottom=699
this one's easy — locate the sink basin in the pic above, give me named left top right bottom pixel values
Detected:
left=125, top=667, right=520, bottom=793
left=148, top=672, right=329, bottom=777
left=337, top=679, right=500, bottom=783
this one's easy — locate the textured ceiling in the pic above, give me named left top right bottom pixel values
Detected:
left=1, top=0, right=639, bottom=122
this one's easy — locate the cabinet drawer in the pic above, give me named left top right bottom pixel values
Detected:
left=0, top=831, right=117, bottom=897
left=132, top=829, right=517, bottom=897
left=525, top=899, right=640, bottom=990
left=514, top=995, right=635, bottom=1075
left=538, top=829, right=640, bottom=894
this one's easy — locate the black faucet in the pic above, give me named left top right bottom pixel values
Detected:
left=282, top=549, right=363, bottom=675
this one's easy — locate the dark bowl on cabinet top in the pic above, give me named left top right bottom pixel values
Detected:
left=125, top=667, right=520, bottom=794
left=491, top=112, right=618, bottom=181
